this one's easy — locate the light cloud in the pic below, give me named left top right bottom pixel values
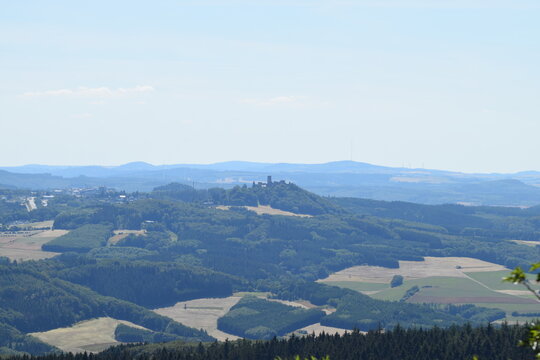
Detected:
left=239, top=96, right=306, bottom=106
left=23, top=85, right=155, bottom=98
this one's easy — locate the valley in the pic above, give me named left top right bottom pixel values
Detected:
left=5, top=1, right=537, bottom=357
left=1, top=180, right=540, bottom=355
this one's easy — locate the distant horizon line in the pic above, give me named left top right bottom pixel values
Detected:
left=1, top=160, right=539, bottom=176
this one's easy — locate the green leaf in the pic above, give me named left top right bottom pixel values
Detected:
left=503, top=267, right=526, bottom=284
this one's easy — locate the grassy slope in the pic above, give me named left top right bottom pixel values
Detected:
left=370, top=277, right=503, bottom=301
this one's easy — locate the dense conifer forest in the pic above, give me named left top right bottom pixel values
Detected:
left=2, top=324, right=534, bottom=360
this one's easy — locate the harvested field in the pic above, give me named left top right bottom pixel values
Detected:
left=33, top=229, right=69, bottom=238
left=320, top=257, right=508, bottom=284
left=216, top=205, right=311, bottom=217
left=12, top=220, right=54, bottom=229
left=153, top=297, right=242, bottom=341
left=108, top=229, right=146, bottom=245
left=409, top=295, right=538, bottom=304
left=267, top=298, right=335, bottom=315
left=233, top=291, right=271, bottom=297
left=0, top=248, right=58, bottom=261
left=29, top=317, right=147, bottom=354
left=511, top=240, right=540, bottom=247
left=0, top=229, right=66, bottom=261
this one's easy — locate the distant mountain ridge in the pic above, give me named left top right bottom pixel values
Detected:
left=0, top=160, right=440, bottom=177
left=2, top=161, right=540, bottom=206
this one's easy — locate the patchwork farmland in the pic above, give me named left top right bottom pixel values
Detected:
left=320, top=257, right=540, bottom=323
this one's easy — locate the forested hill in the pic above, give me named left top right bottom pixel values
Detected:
left=152, top=181, right=342, bottom=215
left=2, top=182, right=540, bottom=355
left=332, top=197, right=540, bottom=239
left=4, top=161, right=540, bottom=207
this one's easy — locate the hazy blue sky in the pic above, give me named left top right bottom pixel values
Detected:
left=1, top=0, right=539, bottom=173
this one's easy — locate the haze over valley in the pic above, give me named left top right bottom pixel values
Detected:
left=3, top=160, right=540, bottom=207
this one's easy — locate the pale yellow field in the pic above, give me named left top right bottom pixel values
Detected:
left=33, top=229, right=69, bottom=238
left=0, top=229, right=66, bottom=261
left=266, top=298, right=335, bottom=314
left=267, top=298, right=311, bottom=308
left=291, top=323, right=349, bottom=337
left=216, top=205, right=311, bottom=217
left=154, top=297, right=242, bottom=341
left=511, top=240, right=540, bottom=247
left=320, top=257, right=508, bottom=283
left=495, top=290, right=533, bottom=296
left=108, top=229, right=146, bottom=245
left=14, top=220, right=54, bottom=229
left=30, top=317, right=147, bottom=354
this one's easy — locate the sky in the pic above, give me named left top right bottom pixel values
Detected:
left=1, top=0, right=539, bottom=173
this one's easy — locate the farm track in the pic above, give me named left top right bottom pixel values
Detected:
left=460, top=271, right=536, bottom=301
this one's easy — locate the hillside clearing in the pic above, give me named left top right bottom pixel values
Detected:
left=29, top=317, right=147, bottom=354
left=216, top=205, right=312, bottom=217
left=153, top=297, right=242, bottom=341
left=107, top=229, right=146, bottom=245
left=290, top=323, right=350, bottom=337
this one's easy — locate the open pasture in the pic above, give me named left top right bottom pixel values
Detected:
left=153, top=297, right=242, bottom=341
left=370, top=277, right=507, bottom=302
left=0, top=229, right=66, bottom=261
left=464, top=270, right=536, bottom=293
left=29, top=317, right=147, bottom=354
